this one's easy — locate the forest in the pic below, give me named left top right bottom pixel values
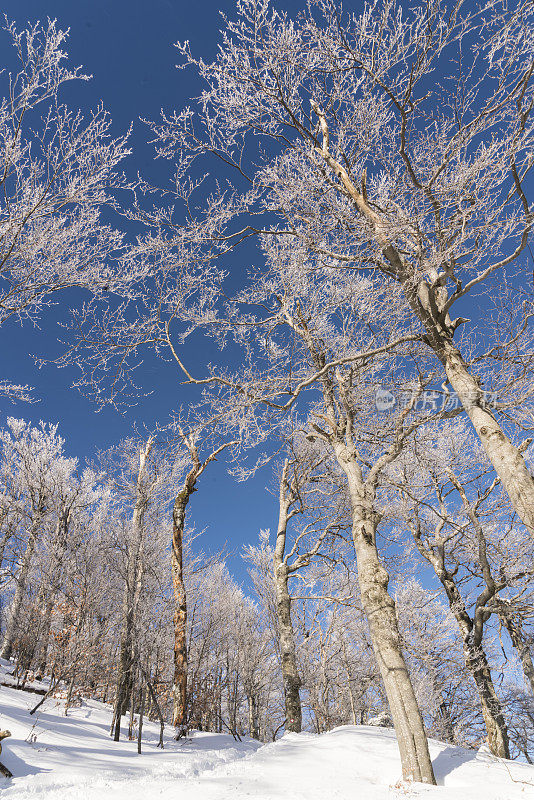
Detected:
left=0, top=0, right=533, bottom=794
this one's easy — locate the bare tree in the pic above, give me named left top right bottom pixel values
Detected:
left=165, top=419, right=237, bottom=738
left=246, top=442, right=347, bottom=733
left=0, top=418, right=76, bottom=659
left=0, top=19, right=136, bottom=400
left=117, top=0, right=534, bottom=536
left=108, top=438, right=156, bottom=740
left=390, top=421, right=534, bottom=757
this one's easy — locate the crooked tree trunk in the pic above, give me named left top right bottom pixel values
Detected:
left=171, top=485, right=192, bottom=736
left=339, top=458, right=435, bottom=785
left=0, top=514, right=43, bottom=660
left=426, top=564, right=510, bottom=759
left=168, top=436, right=232, bottom=735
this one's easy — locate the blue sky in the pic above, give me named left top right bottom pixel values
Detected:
left=0, top=0, right=308, bottom=581
left=2, top=0, right=526, bottom=591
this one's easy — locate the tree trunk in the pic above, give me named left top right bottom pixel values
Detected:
left=36, top=506, right=70, bottom=677
left=340, top=460, right=436, bottom=784
left=171, top=487, right=191, bottom=737
left=341, top=639, right=358, bottom=725
left=353, top=522, right=435, bottom=782
left=36, top=597, right=54, bottom=677
left=128, top=671, right=137, bottom=740
left=167, top=437, right=230, bottom=735
left=433, top=684, right=455, bottom=744
left=247, top=692, right=260, bottom=739
left=274, top=561, right=302, bottom=733
left=272, top=462, right=303, bottom=733
left=112, top=616, right=134, bottom=740
left=137, top=685, right=145, bottom=754
left=436, top=339, right=534, bottom=537
left=140, top=667, right=165, bottom=748
left=467, top=653, right=509, bottom=758
left=64, top=672, right=76, bottom=716
left=426, top=563, right=510, bottom=759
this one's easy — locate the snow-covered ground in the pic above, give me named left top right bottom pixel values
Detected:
left=0, top=678, right=533, bottom=799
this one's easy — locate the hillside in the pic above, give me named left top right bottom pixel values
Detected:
left=0, top=679, right=533, bottom=800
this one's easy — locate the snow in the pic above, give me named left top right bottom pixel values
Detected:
left=0, top=678, right=533, bottom=799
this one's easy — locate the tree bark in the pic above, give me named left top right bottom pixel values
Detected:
left=420, top=554, right=510, bottom=759
left=247, top=692, right=260, bottom=739
left=167, top=433, right=232, bottom=736
left=137, top=685, right=145, bottom=754
left=36, top=597, right=54, bottom=677
left=434, top=685, right=455, bottom=744
left=171, top=485, right=192, bottom=736
left=36, top=506, right=71, bottom=677
left=140, top=667, right=165, bottom=748
left=468, top=654, right=509, bottom=758
left=339, top=456, right=436, bottom=784
left=431, top=336, right=534, bottom=537
left=274, top=561, right=302, bottom=732
left=341, top=638, right=358, bottom=725
left=273, top=462, right=303, bottom=733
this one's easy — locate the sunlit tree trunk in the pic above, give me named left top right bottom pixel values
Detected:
left=274, top=559, right=302, bottom=733
left=337, top=452, right=436, bottom=785
left=427, top=333, right=534, bottom=538
left=169, top=434, right=232, bottom=737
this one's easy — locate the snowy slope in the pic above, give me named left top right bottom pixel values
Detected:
left=0, top=680, right=533, bottom=800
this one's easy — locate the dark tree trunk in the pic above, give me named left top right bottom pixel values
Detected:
left=274, top=562, right=302, bottom=732
left=427, top=562, right=509, bottom=758
left=171, top=484, right=193, bottom=737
